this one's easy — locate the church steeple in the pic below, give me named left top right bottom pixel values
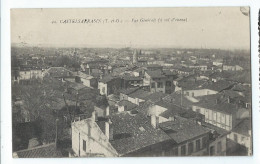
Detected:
left=133, top=49, right=138, bottom=64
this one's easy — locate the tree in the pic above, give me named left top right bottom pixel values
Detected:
left=53, top=55, right=80, bottom=70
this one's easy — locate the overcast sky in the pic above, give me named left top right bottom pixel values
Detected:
left=11, top=7, right=250, bottom=49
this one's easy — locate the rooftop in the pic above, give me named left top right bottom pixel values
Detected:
left=128, top=89, right=152, bottom=100
left=44, top=67, right=73, bottom=78
left=194, top=95, right=240, bottom=115
left=98, top=112, right=171, bottom=155
left=117, top=100, right=138, bottom=111
left=163, top=91, right=198, bottom=108
left=99, top=75, right=119, bottom=83
left=159, top=118, right=210, bottom=144
left=200, top=80, right=234, bottom=92
left=145, top=70, right=166, bottom=79
left=142, top=92, right=168, bottom=102
left=14, top=143, right=63, bottom=158
left=73, top=71, right=94, bottom=79
left=232, top=118, right=251, bottom=137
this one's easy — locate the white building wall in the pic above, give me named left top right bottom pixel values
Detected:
left=184, top=89, right=218, bottom=97
left=147, top=105, right=167, bottom=116
left=192, top=105, right=232, bottom=130
left=71, top=120, right=118, bottom=157
left=81, top=78, right=91, bottom=87
left=98, top=82, right=107, bottom=95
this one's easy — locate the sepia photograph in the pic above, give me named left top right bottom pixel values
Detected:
left=10, top=7, right=252, bottom=158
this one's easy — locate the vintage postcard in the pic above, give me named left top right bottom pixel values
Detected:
left=11, top=7, right=252, bottom=157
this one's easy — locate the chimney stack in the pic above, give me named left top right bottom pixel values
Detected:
left=227, top=96, right=230, bottom=103
left=92, top=110, right=98, bottom=122
left=106, top=106, right=110, bottom=116
left=105, top=119, right=113, bottom=140
left=215, top=99, right=219, bottom=104
left=151, top=115, right=159, bottom=129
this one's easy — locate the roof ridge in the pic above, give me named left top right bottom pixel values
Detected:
left=15, top=143, right=57, bottom=153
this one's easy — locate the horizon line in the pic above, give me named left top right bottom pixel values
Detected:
left=11, top=43, right=250, bottom=51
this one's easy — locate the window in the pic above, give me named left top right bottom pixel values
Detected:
left=196, top=139, right=201, bottom=151
left=151, top=82, right=155, bottom=88
left=186, top=92, right=189, bottom=96
left=157, top=82, right=163, bottom=88
left=188, top=142, right=194, bottom=155
left=202, top=137, right=207, bottom=148
left=173, top=147, right=178, bottom=156
left=217, top=141, right=222, bottom=153
left=192, top=92, right=195, bottom=97
left=181, top=145, right=186, bottom=156
left=83, top=140, right=86, bottom=151
left=196, top=108, right=200, bottom=113
left=209, top=146, right=215, bottom=156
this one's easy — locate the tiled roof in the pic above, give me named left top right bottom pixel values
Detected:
left=146, top=70, right=166, bottom=78
left=177, top=67, right=194, bottom=73
left=156, top=101, right=183, bottom=114
left=231, top=84, right=251, bottom=93
left=65, top=80, right=87, bottom=90
left=117, top=100, right=138, bottom=111
left=162, top=69, right=178, bottom=76
left=99, top=75, right=119, bottom=83
left=121, top=76, right=142, bottom=81
left=45, top=67, right=73, bottom=78
left=200, top=80, right=234, bottom=92
left=162, top=91, right=197, bottom=108
left=201, top=122, right=229, bottom=136
left=98, top=112, right=171, bottom=155
left=143, top=92, right=168, bottom=102
left=194, top=96, right=239, bottom=115
left=159, top=118, right=210, bottom=143
left=178, top=80, right=206, bottom=90
left=128, top=89, right=152, bottom=100
left=146, top=64, right=162, bottom=68
left=232, top=118, right=251, bottom=137
left=14, top=143, right=63, bottom=158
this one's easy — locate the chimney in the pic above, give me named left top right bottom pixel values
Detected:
left=227, top=96, right=230, bottom=103
left=151, top=115, right=159, bottom=129
left=105, top=119, right=113, bottom=140
left=106, top=106, right=110, bottom=116
left=91, top=110, right=98, bottom=122
left=215, top=99, right=219, bottom=104
left=55, top=119, right=59, bottom=148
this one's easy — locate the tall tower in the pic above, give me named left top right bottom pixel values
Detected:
left=133, top=50, right=138, bottom=64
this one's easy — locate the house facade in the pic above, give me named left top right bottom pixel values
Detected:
left=192, top=105, right=233, bottom=131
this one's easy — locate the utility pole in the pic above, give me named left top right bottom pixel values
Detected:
left=74, top=91, right=79, bottom=120
left=180, top=88, right=183, bottom=108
